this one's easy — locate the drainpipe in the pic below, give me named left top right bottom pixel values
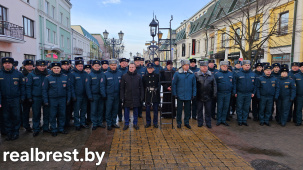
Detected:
left=291, top=0, right=298, bottom=63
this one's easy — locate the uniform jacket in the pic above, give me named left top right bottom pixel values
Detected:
left=215, top=69, right=233, bottom=93
left=189, top=66, right=200, bottom=73
left=160, top=69, right=175, bottom=90
left=233, top=69, right=256, bottom=94
left=120, top=70, right=144, bottom=108
left=172, top=68, right=197, bottom=100
left=118, top=66, right=128, bottom=75
left=142, top=72, right=160, bottom=103
left=208, top=67, right=219, bottom=75
left=289, top=70, right=299, bottom=80
left=278, top=77, right=296, bottom=100
left=154, top=65, right=163, bottom=74
left=254, top=70, right=264, bottom=79
left=0, top=68, right=25, bottom=103
left=294, top=72, right=303, bottom=96
left=195, top=70, right=217, bottom=102
left=26, top=68, right=49, bottom=99
left=271, top=71, right=281, bottom=78
left=256, top=75, right=279, bottom=99
left=136, top=65, right=146, bottom=77
left=70, top=68, right=88, bottom=98
left=85, top=69, right=104, bottom=99
left=42, top=72, right=71, bottom=104
left=100, top=69, right=122, bottom=97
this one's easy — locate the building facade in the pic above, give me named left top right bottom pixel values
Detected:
left=71, top=28, right=90, bottom=61
left=37, top=0, right=72, bottom=62
left=0, top=0, right=37, bottom=68
left=173, top=0, right=303, bottom=67
left=71, top=25, right=100, bottom=61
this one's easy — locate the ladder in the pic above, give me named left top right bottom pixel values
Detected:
left=159, top=63, right=175, bottom=129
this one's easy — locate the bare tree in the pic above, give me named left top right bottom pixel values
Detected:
left=211, top=0, right=299, bottom=64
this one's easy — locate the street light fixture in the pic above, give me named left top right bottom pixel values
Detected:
left=136, top=52, right=139, bottom=57
left=130, top=52, right=132, bottom=58
left=103, top=29, right=124, bottom=59
left=149, top=16, right=158, bottom=60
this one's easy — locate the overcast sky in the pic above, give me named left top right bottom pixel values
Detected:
left=71, top=0, right=210, bottom=58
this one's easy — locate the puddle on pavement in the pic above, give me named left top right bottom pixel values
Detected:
left=239, top=147, right=285, bottom=157
left=251, top=159, right=292, bottom=170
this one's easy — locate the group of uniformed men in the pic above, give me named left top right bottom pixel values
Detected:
left=0, top=55, right=302, bottom=141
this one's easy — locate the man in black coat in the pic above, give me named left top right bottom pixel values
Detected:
left=160, top=60, right=176, bottom=118
left=143, top=63, right=160, bottom=128
left=195, top=61, right=217, bottom=128
left=120, top=63, right=144, bottom=130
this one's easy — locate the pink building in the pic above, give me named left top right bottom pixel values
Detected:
left=0, top=0, right=37, bottom=68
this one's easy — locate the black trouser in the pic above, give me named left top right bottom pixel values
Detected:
left=252, top=96, right=259, bottom=120
left=288, top=97, right=297, bottom=122
left=197, top=100, right=212, bottom=127
left=211, top=98, right=217, bottom=118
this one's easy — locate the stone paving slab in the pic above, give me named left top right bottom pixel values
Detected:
left=106, top=118, right=253, bottom=170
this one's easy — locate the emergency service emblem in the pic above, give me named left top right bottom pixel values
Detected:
left=14, top=81, right=18, bottom=85
left=63, top=84, right=66, bottom=87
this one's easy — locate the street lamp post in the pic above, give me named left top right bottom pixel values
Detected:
left=149, top=17, right=158, bottom=61
left=103, top=30, right=124, bottom=59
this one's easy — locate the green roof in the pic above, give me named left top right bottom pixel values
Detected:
left=176, top=28, right=186, bottom=42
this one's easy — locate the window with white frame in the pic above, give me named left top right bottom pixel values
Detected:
left=61, top=35, right=64, bottom=47
left=67, top=37, right=70, bottom=49
left=254, top=22, right=260, bottom=40
left=45, top=1, right=49, bottom=14
left=60, top=12, right=63, bottom=23
left=235, top=28, right=241, bottom=45
left=46, top=28, right=50, bottom=42
left=23, top=16, right=34, bottom=37
left=279, top=11, right=289, bottom=35
left=221, top=33, right=226, bottom=48
left=53, top=31, right=56, bottom=44
left=51, top=6, right=55, bottom=18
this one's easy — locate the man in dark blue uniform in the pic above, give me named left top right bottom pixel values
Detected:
left=233, top=60, right=256, bottom=126
left=294, top=63, right=303, bottom=126
left=140, top=57, right=145, bottom=67
left=256, top=65, right=279, bottom=126
left=172, top=60, right=196, bottom=129
left=271, top=63, right=281, bottom=122
left=21, top=59, right=34, bottom=132
left=195, top=61, right=216, bottom=128
left=278, top=67, right=296, bottom=126
left=86, top=60, right=106, bottom=130
left=42, top=62, right=71, bottom=136
left=153, top=58, right=163, bottom=74
left=26, top=60, right=49, bottom=137
left=134, top=57, right=146, bottom=118
left=61, top=60, right=73, bottom=127
left=101, top=59, right=123, bottom=130
left=84, top=64, right=92, bottom=124
left=215, top=61, right=233, bottom=126
left=288, top=62, right=300, bottom=122
left=189, top=58, right=200, bottom=120
left=101, top=60, right=109, bottom=72
left=208, top=59, right=218, bottom=120
left=252, top=63, right=263, bottom=121
left=234, top=60, right=241, bottom=73
left=71, top=60, right=89, bottom=131
left=0, top=57, right=25, bottom=140
left=117, top=58, right=128, bottom=122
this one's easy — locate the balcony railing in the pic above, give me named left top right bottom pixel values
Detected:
left=0, top=21, right=24, bottom=41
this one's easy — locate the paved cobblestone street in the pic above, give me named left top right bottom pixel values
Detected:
left=1, top=111, right=303, bottom=169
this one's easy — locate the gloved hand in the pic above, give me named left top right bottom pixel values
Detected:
left=44, top=103, right=49, bottom=106
left=72, top=97, right=77, bottom=102
left=88, top=98, right=94, bottom=102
